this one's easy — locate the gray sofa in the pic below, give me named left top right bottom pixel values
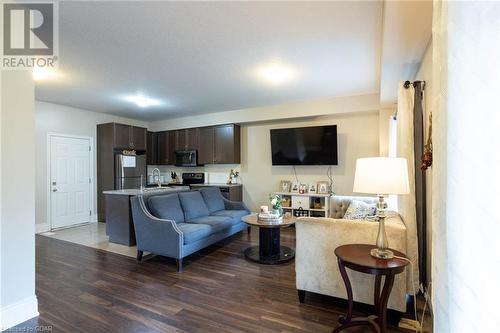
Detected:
left=130, top=187, right=249, bottom=271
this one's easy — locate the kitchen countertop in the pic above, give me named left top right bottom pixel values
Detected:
left=103, top=186, right=188, bottom=196
left=189, top=183, right=242, bottom=188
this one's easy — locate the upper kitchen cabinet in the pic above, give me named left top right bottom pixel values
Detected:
left=174, top=128, right=199, bottom=151
left=198, top=126, right=215, bottom=165
left=110, top=123, right=147, bottom=150
left=157, top=131, right=175, bottom=165
left=131, top=126, right=147, bottom=150
left=146, top=131, right=158, bottom=165
left=215, top=124, right=240, bottom=164
left=198, top=124, right=240, bottom=164
left=114, top=123, right=132, bottom=149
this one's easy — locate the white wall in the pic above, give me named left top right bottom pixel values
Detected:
left=240, top=112, right=379, bottom=211
left=415, top=41, right=433, bottom=289
left=35, top=101, right=147, bottom=230
left=0, top=71, right=38, bottom=329
left=149, top=95, right=380, bottom=212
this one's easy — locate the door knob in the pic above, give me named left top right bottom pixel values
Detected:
left=52, top=188, right=57, bottom=192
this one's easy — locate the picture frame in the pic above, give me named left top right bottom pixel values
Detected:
left=298, top=183, right=307, bottom=194
left=290, top=181, right=300, bottom=193
left=279, top=180, right=291, bottom=192
left=317, top=181, right=330, bottom=194
left=308, top=184, right=317, bottom=194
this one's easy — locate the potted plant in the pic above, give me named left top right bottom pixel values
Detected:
left=269, top=194, right=283, bottom=216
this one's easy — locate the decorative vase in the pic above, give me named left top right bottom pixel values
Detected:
left=273, top=208, right=283, bottom=216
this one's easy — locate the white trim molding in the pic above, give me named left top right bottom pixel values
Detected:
left=0, top=295, right=39, bottom=330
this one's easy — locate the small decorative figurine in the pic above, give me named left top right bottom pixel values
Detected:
left=227, top=169, right=240, bottom=184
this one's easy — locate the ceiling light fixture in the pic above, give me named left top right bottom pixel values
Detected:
left=256, top=61, right=298, bottom=85
left=124, top=94, right=162, bottom=108
left=33, top=67, right=59, bottom=81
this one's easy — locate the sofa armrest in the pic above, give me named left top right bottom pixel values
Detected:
left=130, top=196, right=183, bottom=258
left=222, top=197, right=249, bottom=211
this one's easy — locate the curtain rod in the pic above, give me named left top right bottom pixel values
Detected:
left=393, top=80, right=426, bottom=120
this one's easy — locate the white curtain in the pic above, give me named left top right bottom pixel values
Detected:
left=396, top=84, right=420, bottom=294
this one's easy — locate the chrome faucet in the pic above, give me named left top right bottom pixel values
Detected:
left=152, top=168, right=161, bottom=187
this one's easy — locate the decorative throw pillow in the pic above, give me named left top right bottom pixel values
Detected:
left=343, top=200, right=377, bottom=220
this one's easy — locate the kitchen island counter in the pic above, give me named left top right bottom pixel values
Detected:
left=103, top=186, right=188, bottom=196
left=104, top=186, right=188, bottom=246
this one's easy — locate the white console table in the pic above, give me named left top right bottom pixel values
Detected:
left=274, top=192, right=332, bottom=218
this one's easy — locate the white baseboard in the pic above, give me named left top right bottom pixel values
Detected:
left=0, top=295, right=39, bottom=330
left=35, top=223, right=49, bottom=234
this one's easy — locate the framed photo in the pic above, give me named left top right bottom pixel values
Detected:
left=308, top=184, right=317, bottom=194
left=279, top=180, right=291, bottom=192
left=317, top=181, right=330, bottom=194
left=290, top=181, right=300, bottom=193
left=299, top=183, right=307, bottom=194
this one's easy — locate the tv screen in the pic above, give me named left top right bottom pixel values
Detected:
left=270, top=125, right=338, bottom=166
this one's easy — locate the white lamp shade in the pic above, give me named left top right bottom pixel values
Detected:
left=353, top=157, right=410, bottom=195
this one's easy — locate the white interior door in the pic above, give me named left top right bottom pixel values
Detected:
left=50, top=136, right=92, bottom=229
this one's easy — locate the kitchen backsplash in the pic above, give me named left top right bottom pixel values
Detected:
left=146, top=165, right=240, bottom=184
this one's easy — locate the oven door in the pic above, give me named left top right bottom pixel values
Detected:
left=175, top=150, right=197, bottom=167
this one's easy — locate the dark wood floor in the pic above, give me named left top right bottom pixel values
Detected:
left=12, top=227, right=429, bottom=333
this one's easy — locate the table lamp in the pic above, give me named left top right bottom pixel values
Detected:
left=353, top=157, right=410, bottom=259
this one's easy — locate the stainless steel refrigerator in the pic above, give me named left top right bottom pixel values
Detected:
left=114, top=154, right=146, bottom=190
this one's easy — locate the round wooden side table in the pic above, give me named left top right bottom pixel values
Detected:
left=241, top=213, right=296, bottom=264
left=333, top=244, right=409, bottom=333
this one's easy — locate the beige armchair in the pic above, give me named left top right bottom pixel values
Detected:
left=295, top=196, right=411, bottom=312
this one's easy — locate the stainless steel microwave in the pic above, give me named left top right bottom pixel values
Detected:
left=174, top=150, right=198, bottom=167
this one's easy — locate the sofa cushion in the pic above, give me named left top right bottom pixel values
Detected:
left=187, top=215, right=234, bottom=233
left=147, top=193, right=184, bottom=223
left=211, top=210, right=248, bottom=224
left=176, top=223, right=212, bottom=244
left=343, top=200, right=376, bottom=220
left=200, top=187, right=225, bottom=213
left=178, top=191, right=210, bottom=220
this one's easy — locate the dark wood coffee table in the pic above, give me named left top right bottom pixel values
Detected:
left=333, top=244, right=409, bottom=333
left=241, top=214, right=296, bottom=265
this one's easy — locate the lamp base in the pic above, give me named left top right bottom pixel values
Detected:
left=370, top=248, right=394, bottom=259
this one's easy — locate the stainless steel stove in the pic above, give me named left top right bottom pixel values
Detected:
left=182, top=172, right=205, bottom=185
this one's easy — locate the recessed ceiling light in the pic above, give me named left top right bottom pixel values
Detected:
left=256, top=61, right=298, bottom=85
left=33, top=67, right=59, bottom=81
left=123, top=94, right=162, bottom=108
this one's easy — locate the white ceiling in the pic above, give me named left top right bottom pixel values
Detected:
left=36, top=1, right=383, bottom=121
left=35, top=1, right=431, bottom=121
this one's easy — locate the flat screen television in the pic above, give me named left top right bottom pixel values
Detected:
left=270, top=125, right=338, bottom=166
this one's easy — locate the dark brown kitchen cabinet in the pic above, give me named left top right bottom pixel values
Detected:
left=197, top=124, right=240, bottom=164
left=131, top=126, right=147, bottom=150
left=174, top=130, right=185, bottom=151
left=146, top=131, right=158, bottom=165
left=198, top=127, right=215, bottom=164
left=175, top=128, right=199, bottom=151
left=112, top=123, right=146, bottom=150
left=158, top=131, right=175, bottom=165
left=215, top=124, right=240, bottom=164
left=114, top=123, right=131, bottom=149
